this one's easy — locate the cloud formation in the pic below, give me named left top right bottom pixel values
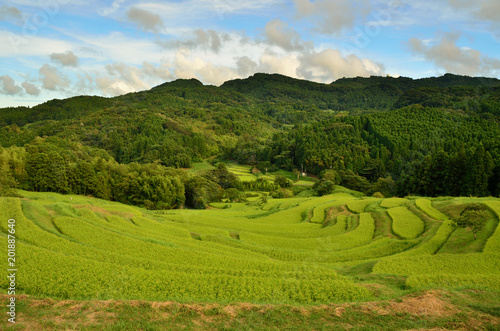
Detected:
left=194, top=29, right=229, bottom=53
left=39, top=64, right=70, bottom=91
left=0, top=75, right=22, bottom=95
left=0, top=76, right=41, bottom=97
left=157, top=29, right=231, bottom=53
left=172, top=48, right=239, bottom=86
left=22, top=81, right=41, bottom=96
left=126, top=7, right=164, bottom=33
left=50, top=51, right=79, bottom=67
left=294, top=0, right=370, bottom=34
left=142, top=61, right=174, bottom=81
left=408, top=32, right=500, bottom=76
left=0, top=5, right=23, bottom=24
left=236, top=56, right=258, bottom=77
left=448, top=0, right=500, bottom=23
left=297, top=49, right=384, bottom=82
left=99, top=0, right=126, bottom=16
left=265, top=19, right=307, bottom=51
left=104, top=62, right=150, bottom=92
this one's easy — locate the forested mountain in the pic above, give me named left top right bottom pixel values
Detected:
left=1, top=73, right=500, bottom=208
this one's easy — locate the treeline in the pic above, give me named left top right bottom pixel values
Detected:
left=228, top=106, right=500, bottom=197
left=399, top=145, right=497, bottom=197
left=1, top=137, right=185, bottom=209
left=0, top=137, right=284, bottom=209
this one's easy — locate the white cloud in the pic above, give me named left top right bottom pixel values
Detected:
left=59, top=31, right=163, bottom=65
left=259, top=52, right=301, bottom=78
left=39, top=64, right=70, bottom=91
left=297, top=49, right=385, bottom=82
left=96, top=76, right=132, bottom=96
left=193, top=29, right=229, bottom=53
left=236, top=56, right=258, bottom=77
left=294, top=0, right=316, bottom=17
left=265, top=19, right=307, bottom=51
left=105, top=62, right=150, bottom=90
left=75, top=72, right=94, bottom=94
left=94, top=62, right=171, bottom=96
left=137, top=0, right=282, bottom=23
left=99, top=0, right=126, bottom=16
left=142, top=61, right=174, bottom=81
left=293, top=0, right=371, bottom=34
left=172, top=48, right=239, bottom=86
left=158, top=29, right=231, bottom=53
left=448, top=0, right=500, bottom=40
left=0, top=5, right=23, bottom=24
left=0, top=75, right=22, bottom=95
left=126, top=7, right=164, bottom=33
left=22, top=81, right=40, bottom=96
left=50, top=50, right=79, bottom=67
left=0, top=31, right=74, bottom=58
left=408, top=32, right=500, bottom=76
left=448, top=0, right=500, bottom=23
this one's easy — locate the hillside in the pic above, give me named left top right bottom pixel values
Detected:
left=1, top=190, right=499, bottom=329
left=0, top=73, right=500, bottom=210
left=1, top=72, right=500, bottom=328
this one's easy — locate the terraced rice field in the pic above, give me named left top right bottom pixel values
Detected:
left=1, top=190, right=499, bottom=307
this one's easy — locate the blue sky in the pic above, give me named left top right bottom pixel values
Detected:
left=0, top=0, right=499, bottom=107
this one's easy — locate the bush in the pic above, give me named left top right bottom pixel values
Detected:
left=224, top=188, right=247, bottom=203
left=339, top=170, right=371, bottom=194
left=455, top=209, right=487, bottom=239
left=271, top=188, right=294, bottom=199
left=185, top=176, right=223, bottom=209
left=274, top=174, right=292, bottom=188
left=316, top=180, right=335, bottom=196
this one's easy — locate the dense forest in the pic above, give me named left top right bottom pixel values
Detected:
left=1, top=73, right=500, bottom=209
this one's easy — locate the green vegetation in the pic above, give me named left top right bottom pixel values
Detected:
left=455, top=203, right=489, bottom=239
left=406, top=274, right=500, bottom=291
left=380, top=198, right=408, bottom=208
left=1, top=189, right=500, bottom=329
left=346, top=198, right=380, bottom=214
left=387, top=207, right=425, bottom=239
left=484, top=201, right=500, bottom=252
left=2, top=191, right=499, bottom=299
left=2, top=289, right=500, bottom=330
left=1, top=73, right=500, bottom=211
left=1, top=73, right=500, bottom=328
left=415, top=198, right=449, bottom=221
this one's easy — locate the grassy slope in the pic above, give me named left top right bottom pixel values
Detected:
left=1, top=190, right=499, bottom=330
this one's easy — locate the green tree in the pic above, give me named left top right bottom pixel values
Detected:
left=316, top=180, right=335, bottom=196
left=464, top=145, right=494, bottom=196
left=203, top=163, right=241, bottom=190
left=455, top=203, right=488, bottom=239
left=69, top=161, right=97, bottom=196
left=371, top=177, right=395, bottom=198
left=0, top=156, right=17, bottom=197
left=25, top=150, right=70, bottom=193
left=339, top=170, right=371, bottom=194
left=274, top=174, right=292, bottom=188
left=224, top=188, right=246, bottom=203
left=319, top=169, right=339, bottom=184
left=185, top=176, right=223, bottom=209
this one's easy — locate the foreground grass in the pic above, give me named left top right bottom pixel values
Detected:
left=2, top=289, right=499, bottom=330
left=2, top=189, right=500, bottom=329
